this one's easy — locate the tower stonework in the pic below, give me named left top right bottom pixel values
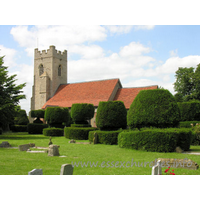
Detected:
left=30, top=46, right=67, bottom=118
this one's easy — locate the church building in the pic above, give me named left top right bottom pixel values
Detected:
left=30, top=46, right=158, bottom=126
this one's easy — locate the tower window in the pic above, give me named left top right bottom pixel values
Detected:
left=58, top=65, right=61, bottom=76
left=39, top=64, right=44, bottom=76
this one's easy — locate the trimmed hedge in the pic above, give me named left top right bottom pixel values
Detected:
left=118, top=128, right=192, bottom=152
left=27, top=123, right=48, bottom=134
left=31, top=109, right=45, bottom=124
left=127, top=89, right=180, bottom=129
left=64, top=127, right=97, bottom=140
left=96, top=101, right=127, bottom=130
left=11, top=125, right=27, bottom=132
left=89, top=130, right=122, bottom=145
left=71, top=124, right=91, bottom=127
left=44, top=107, right=70, bottom=127
left=14, top=110, right=29, bottom=125
left=71, top=103, right=94, bottom=124
left=178, top=101, right=200, bottom=121
left=179, top=121, right=200, bottom=128
left=43, top=128, right=64, bottom=136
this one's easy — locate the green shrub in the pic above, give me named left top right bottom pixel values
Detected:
left=64, top=127, right=97, bottom=140
left=44, top=107, right=70, bottom=127
left=14, top=110, right=29, bottom=125
left=43, top=128, right=64, bottom=136
left=118, top=128, right=192, bottom=152
left=127, top=89, right=180, bottom=129
left=179, top=121, right=200, bottom=128
left=0, top=128, right=2, bottom=135
left=71, top=124, right=91, bottom=127
left=31, top=109, right=45, bottom=123
left=11, top=125, right=27, bottom=132
left=96, top=101, right=127, bottom=130
left=178, top=101, right=200, bottom=121
left=71, top=103, right=94, bottom=124
left=89, top=130, right=122, bottom=145
left=27, top=123, right=48, bottom=134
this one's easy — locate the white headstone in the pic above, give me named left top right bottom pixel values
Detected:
left=60, top=164, right=73, bottom=175
left=28, top=169, right=43, bottom=175
left=152, top=160, right=162, bottom=175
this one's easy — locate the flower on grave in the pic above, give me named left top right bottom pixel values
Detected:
left=164, top=167, right=175, bottom=175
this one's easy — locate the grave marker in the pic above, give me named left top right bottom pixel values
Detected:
left=152, top=160, right=162, bottom=175
left=60, top=164, right=73, bottom=175
left=28, top=169, right=43, bottom=175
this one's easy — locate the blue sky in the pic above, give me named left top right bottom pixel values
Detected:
left=1, top=25, right=200, bottom=114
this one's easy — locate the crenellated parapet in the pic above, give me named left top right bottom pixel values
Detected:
left=35, top=45, right=67, bottom=60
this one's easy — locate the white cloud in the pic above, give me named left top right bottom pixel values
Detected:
left=134, top=25, right=155, bottom=30
left=105, top=25, right=134, bottom=34
left=10, top=25, right=107, bottom=57
left=170, top=49, right=178, bottom=57
left=0, top=45, right=17, bottom=67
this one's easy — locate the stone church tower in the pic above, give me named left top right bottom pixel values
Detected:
left=30, top=46, right=67, bottom=117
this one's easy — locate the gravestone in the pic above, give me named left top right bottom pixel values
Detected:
left=69, top=139, right=76, bottom=143
left=152, top=160, right=162, bottom=175
left=19, top=144, right=30, bottom=151
left=28, top=169, right=43, bottom=175
left=0, top=141, right=11, bottom=148
left=176, top=146, right=183, bottom=153
left=48, top=145, right=60, bottom=156
left=29, top=143, right=35, bottom=147
left=93, top=132, right=97, bottom=144
left=60, top=164, right=73, bottom=175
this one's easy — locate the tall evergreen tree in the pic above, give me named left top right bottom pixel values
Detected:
left=0, top=56, right=26, bottom=131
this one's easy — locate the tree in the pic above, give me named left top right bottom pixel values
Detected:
left=174, top=67, right=195, bottom=100
left=0, top=56, right=26, bottom=131
left=173, top=64, right=200, bottom=101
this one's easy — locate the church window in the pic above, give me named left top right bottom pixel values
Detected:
left=39, top=64, right=44, bottom=76
left=58, top=65, right=61, bottom=76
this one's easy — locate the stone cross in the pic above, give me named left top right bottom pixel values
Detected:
left=152, top=160, right=162, bottom=175
left=28, top=169, right=43, bottom=175
left=60, top=164, right=73, bottom=175
left=48, top=145, right=60, bottom=156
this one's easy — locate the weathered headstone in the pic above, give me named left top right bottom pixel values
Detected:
left=48, top=145, right=60, bottom=156
left=29, top=143, right=35, bottom=147
left=93, top=132, right=97, bottom=144
left=28, top=169, right=43, bottom=175
left=19, top=144, right=30, bottom=151
left=69, top=139, right=76, bottom=143
left=152, top=160, right=162, bottom=175
left=60, top=164, right=73, bottom=175
left=176, top=146, right=183, bottom=153
left=0, top=141, right=11, bottom=148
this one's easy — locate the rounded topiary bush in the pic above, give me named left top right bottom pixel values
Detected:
left=127, top=89, right=180, bottom=129
left=71, top=103, right=94, bottom=124
left=43, top=128, right=64, bottom=136
left=44, top=107, right=70, bottom=128
left=96, top=101, right=127, bottom=130
left=15, top=110, right=29, bottom=125
left=31, top=109, right=45, bottom=124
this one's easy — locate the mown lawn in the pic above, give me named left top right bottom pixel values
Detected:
left=0, top=132, right=200, bottom=175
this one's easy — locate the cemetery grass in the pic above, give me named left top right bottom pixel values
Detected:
left=0, top=132, right=200, bottom=175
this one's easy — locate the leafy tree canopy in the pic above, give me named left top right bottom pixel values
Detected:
left=174, top=64, right=200, bottom=102
left=0, top=56, right=26, bottom=130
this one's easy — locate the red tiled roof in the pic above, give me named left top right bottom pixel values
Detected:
left=114, top=85, right=158, bottom=109
left=42, top=79, right=120, bottom=109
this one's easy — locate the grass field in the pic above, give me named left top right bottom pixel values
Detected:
left=0, top=132, right=200, bottom=175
